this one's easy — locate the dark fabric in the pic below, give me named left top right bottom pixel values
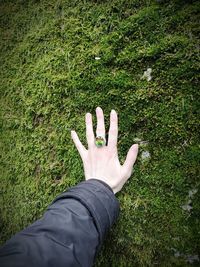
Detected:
left=0, top=179, right=120, bottom=267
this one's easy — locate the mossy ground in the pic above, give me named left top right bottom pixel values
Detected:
left=0, top=0, right=199, bottom=266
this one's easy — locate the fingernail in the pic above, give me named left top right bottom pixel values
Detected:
left=86, top=112, right=90, bottom=117
left=111, top=109, right=115, bottom=114
left=133, top=144, right=139, bottom=149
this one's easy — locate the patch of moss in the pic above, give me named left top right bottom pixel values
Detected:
left=0, top=0, right=199, bottom=266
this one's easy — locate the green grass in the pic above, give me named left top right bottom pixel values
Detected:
left=0, top=0, right=200, bottom=266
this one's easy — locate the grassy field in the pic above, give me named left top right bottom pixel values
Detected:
left=0, top=0, right=199, bottom=266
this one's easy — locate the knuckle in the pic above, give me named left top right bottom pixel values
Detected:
left=126, top=169, right=132, bottom=179
left=96, top=127, right=104, bottom=134
left=111, top=115, right=117, bottom=122
left=87, top=133, right=94, bottom=140
left=109, top=128, right=117, bottom=135
left=121, top=168, right=130, bottom=179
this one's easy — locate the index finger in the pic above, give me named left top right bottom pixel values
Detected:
left=108, top=109, right=118, bottom=148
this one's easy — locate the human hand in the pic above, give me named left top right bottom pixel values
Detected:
left=71, top=107, right=139, bottom=194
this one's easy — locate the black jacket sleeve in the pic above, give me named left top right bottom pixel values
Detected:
left=0, top=179, right=120, bottom=267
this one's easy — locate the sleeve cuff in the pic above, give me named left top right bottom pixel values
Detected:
left=88, top=178, right=114, bottom=193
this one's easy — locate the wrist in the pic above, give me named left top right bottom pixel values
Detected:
left=86, top=178, right=114, bottom=194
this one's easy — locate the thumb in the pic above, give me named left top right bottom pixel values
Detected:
left=122, top=144, right=139, bottom=178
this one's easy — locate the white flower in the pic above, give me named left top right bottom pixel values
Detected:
left=181, top=204, right=193, bottom=211
left=141, top=68, right=152, bottom=81
left=141, top=151, right=151, bottom=160
left=188, top=188, right=198, bottom=198
left=95, top=56, right=101, bottom=60
left=174, top=251, right=181, bottom=258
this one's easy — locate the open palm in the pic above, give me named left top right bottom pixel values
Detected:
left=71, top=107, right=138, bottom=194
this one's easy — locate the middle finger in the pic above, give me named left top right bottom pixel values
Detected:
left=96, top=107, right=106, bottom=140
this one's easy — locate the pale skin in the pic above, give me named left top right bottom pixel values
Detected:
left=71, top=107, right=139, bottom=194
